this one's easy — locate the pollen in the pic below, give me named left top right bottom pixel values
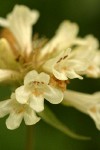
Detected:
left=57, top=55, right=68, bottom=63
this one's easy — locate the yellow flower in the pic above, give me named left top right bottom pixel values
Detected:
left=0, top=39, right=20, bottom=82
left=43, top=48, right=87, bottom=80
left=0, top=4, right=100, bottom=131
left=70, top=35, right=100, bottom=78
left=0, top=93, right=40, bottom=130
left=15, top=70, right=63, bottom=112
left=63, top=90, right=100, bottom=130
left=39, top=20, right=79, bottom=58
left=0, top=5, right=39, bottom=55
left=0, top=5, right=39, bottom=83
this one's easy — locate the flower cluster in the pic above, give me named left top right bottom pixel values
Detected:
left=0, top=5, right=100, bottom=131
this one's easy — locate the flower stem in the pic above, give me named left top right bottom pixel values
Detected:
left=26, top=125, right=34, bottom=150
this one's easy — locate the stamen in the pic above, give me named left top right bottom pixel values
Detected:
left=57, top=55, right=68, bottom=63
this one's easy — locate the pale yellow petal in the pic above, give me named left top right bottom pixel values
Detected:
left=44, top=85, right=63, bottom=104
left=37, top=72, right=50, bottom=84
left=65, top=70, right=83, bottom=79
left=6, top=111, right=23, bottom=130
left=53, top=69, right=68, bottom=80
left=0, top=38, right=19, bottom=69
left=63, top=90, right=100, bottom=130
left=24, top=107, right=40, bottom=125
left=15, top=86, right=31, bottom=104
left=7, top=5, right=39, bottom=54
left=0, top=99, right=11, bottom=118
left=24, top=70, right=50, bottom=85
left=0, top=69, right=19, bottom=82
left=29, top=95, right=44, bottom=112
left=40, top=20, right=79, bottom=57
left=85, top=35, right=99, bottom=50
left=24, top=70, right=38, bottom=85
left=0, top=17, right=9, bottom=27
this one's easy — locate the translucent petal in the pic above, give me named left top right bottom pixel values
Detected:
left=40, top=20, right=79, bottom=57
left=37, top=72, right=50, bottom=84
left=43, top=58, right=57, bottom=73
left=87, top=92, right=100, bottom=130
left=6, top=111, right=23, bottom=130
left=0, top=38, right=14, bottom=58
left=63, top=90, right=93, bottom=113
left=0, top=99, right=11, bottom=118
left=24, top=70, right=50, bottom=85
left=55, top=20, right=79, bottom=48
left=44, top=85, right=63, bottom=104
left=0, top=38, right=19, bottom=69
left=24, top=107, right=40, bottom=125
left=86, top=65, right=100, bottom=78
left=15, top=86, right=31, bottom=104
left=66, top=59, right=88, bottom=72
left=63, top=90, right=100, bottom=130
left=88, top=108, right=100, bottom=130
left=43, top=48, right=71, bottom=75
left=85, top=35, right=99, bottom=50
left=53, top=61, right=83, bottom=80
left=53, top=68, right=68, bottom=80
left=29, top=95, right=44, bottom=112
left=24, top=70, right=38, bottom=85
left=7, top=5, right=39, bottom=54
left=0, top=69, right=19, bottom=82
left=0, top=17, right=9, bottom=27
left=66, top=70, right=83, bottom=79
left=7, top=5, right=39, bottom=26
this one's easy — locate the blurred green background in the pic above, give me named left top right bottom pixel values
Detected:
left=0, top=0, right=100, bottom=150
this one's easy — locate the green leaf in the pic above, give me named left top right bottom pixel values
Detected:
left=38, top=105, right=91, bottom=140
